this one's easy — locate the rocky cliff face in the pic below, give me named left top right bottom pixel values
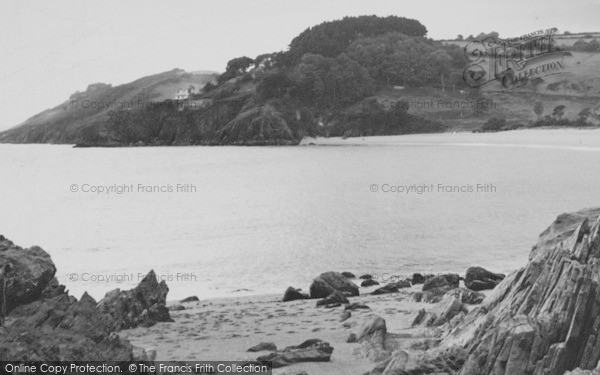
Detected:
left=363, top=207, right=600, bottom=374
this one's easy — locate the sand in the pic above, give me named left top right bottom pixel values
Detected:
left=121, top=284, right=432, bottom=375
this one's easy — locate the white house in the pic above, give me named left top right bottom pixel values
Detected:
left=174, top=89, right=189, bottom=100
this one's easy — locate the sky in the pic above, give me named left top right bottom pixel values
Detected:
left=0, top=0, right=598, bottom=130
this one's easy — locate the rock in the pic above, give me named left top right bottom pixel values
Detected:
left=345, top=302, right=370, bottom=310
left=372, top=281, right=410, bottom=295
left=169, top=304, right=185, bottom=311
left=359, top=274, right=373, bottom=279
left=256, top=339, right=333, bottom=368
left=414, top=285, right=456, bottom=303
left=316, top=291, right=348, bottom=307
left=361, top=279, right=379, bottom=287
left=445, top=287, right=485, bottom=305
left=1, top=292, right=135, bottom=360
left=348, top=315, right=389, bottom=361
left=464, top=266, right=505, bottom=291
left=340, top=310, right=351, bottom=322
left=411, top=294, right=466, bottom=327
left=97, top=270, right=172, bottom=330
left=422, top=273, right=460, bottom=291
left=309, top=271, right=359, bottom=298
left=282, top=286, right=309, bottom=302
left=247, top=342, right=277, bottom=352
left=0, top=236, right=57, bottom=312
left=411, top=273, right=425, bottom=284
left=180, top=296, right=199, bottom=303
left=341, top=271, right=356, bottom=278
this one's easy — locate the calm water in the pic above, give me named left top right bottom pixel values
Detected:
left=1, top=129, right=599, bottom=301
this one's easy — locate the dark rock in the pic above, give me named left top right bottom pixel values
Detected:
left=422, top=274, right=460, bottom=291
left=464, top=266, right=505, bottom=291
left=309, top=271, right=359, bottom=298
left=345, top=302, right=370, bottom=310
left=180, top=296, right=199, bottom=303
left=247, top=342, right=277, bottom=352
left=341, top=271, right=356, bottom=278
left=282, top=286, right=309, bottom=302
left=257, top=339, right=333, bottom=368
left=414, top=285, right=455, bottom=303
left=316, top=291, right=348, bottom=307
left=361, top=279, right=379, bottom=287
left=359, top=274, right=373, bottom=279
left=372, top=281, right=410, bottom=295
left=411, top=273, right=425, bottom=284
left=97, top=270, right=172, bottom=330
left=0, top=236, right=57, bottom=312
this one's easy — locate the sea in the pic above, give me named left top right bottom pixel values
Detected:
left=1, top=128, right=599, bottom=301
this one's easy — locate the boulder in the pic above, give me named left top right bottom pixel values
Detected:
left=422, top=274, right=460, bottom=291
left=445, top=287, right=485, bottom=305
left=282, top=286, right=309, bottom=302
left=464, top=266, right=505, bottom=291
left=341, top=271, right=356, bottom=278
left=309, top=271, right=359, bottom=298
left=359, top=274, right=373, bottom=279
left=411, top=273, right=425, bottom=284
left=256, top=339, right=333, bottom=368
left=347, top=315, right=389, bottom=361
left=180, top=296, right=199, bottom=303
left=316, top=291, right=348, bottom=307
left=248, top=342, right=277, bottom=352
left=372, top=281, right=410, bottom=295
left=0, top=236, right=57, bottom=312
left=361, top=279, right=379, bottom=287
left=97, top=270, right=172, bottom=330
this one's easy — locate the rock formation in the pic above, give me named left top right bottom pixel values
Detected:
left=256, top=339, right=333, bottom=368
left=464, top=266, right=505, bottom=291
left=282, top=286, right=309, bottom=302
left=309, top=271, right=359, bottom=298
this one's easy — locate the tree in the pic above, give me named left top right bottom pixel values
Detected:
left=427, top=49, right=452, bottom=92
left=578, top=107, right=592, bottom=125
left=533, top=101, right=544, bottom=120
left=552, top=105, right=566, bottom=120
left=457, top=35, right=464, bottom=41
left=225, top=56, right=254, bottom=75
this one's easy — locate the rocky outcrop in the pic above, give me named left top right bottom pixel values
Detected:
left=0, top=235, right=56, bottom=312
left=361, top=279, right=379, bottom=287
left=412, top=294, right=467, bottom=327
left=180, top=296, right=199, bottom=303
left=309, top=271, right=359, bottom=298
left=411, top=273, right=425, bottom=284
left=347, top=315, right=389, bottom=361
left=256, top=339, right=333, bottom=368
left=282, top=286, right=309, bottom=302
left=445, top=287, right=485, bottom=305
left=464, top=266, right=505, bottom=291
left=97, top=270, right=172, bottom=330
left=372, top=281, right=410, bottom=295
left=422, top=273, right=460, bottom=291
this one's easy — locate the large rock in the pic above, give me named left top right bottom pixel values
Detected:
left=347, top=315, right=389, bottom=361
left=256, top=339, right=333, bottom=368
left=422, top=273, right=460, bottom=291
left=445, top=287, right=485, bottom=305
left=412, top=294, right=466, bottom=327
left=97, top=270, right=172, bottom=330
left=316, top=291, right=348, bottom=307
left=0, top=235, right=56, bottom=312
left=309, top=271, right=359, bottom=298
left=372, top=281, right=410, bottom=295
left=464, top=266, right=505, bottom=291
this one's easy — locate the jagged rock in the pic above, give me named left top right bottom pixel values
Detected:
left=256, top=339, right=333, bottom=368
left=316, top=291, right=348, bottom=307
left=445, top=287, right=485, bottom=305
left=422, top=274, right=460, bottom=291
left=372, top=281, right=410, bottom=295
left=411, top=294, right=466, bottom=327
left=340, top=310, right=351, bottom=322
left=0, top=235, right=57, bottom=312
left=464, top=266, right=505, bottom=291
left=361, top=279, right=380, bottom=287
left=411, top=273, right=425, bottom=284
left=180, top=296, right=199, bottom=303
left=359, top=274, right=373, bottom=279
left=97, top=270, right=172, bottom=330
left=1, top=292, right=135, bottom=360
left=341, top=271, right=356, bottom=278
left=248, top=342, right=277, bottom=352
left=309, top=271, right=359, bottom=298
left=434, top=207, right=600, bottom=375
left=348, top=315, right=389, bottom=361
left=282, top=286, right=309, bottom=302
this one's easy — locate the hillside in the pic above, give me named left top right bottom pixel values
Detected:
left=1, top=17, right=599, bottom=146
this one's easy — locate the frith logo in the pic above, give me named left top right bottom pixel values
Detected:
left=463, top=28, right=572, bottom=89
